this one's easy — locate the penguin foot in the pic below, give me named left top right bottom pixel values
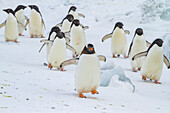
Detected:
left=138, top=67, right=141, bottom=71
left=142, top=76, right=146, bottom=80
left=60, top=68, right=65, bottom=71
left=124, top=55, right=127, bottom=58
left=14, top=40, right=19, bottom=43
left=41, top=35, right=45, bottom=38
left=31, top=35, right=34, bottom=38
left=112, top=54, right=116, bottom=58
left=6, top=40, right=9, bottom=42
left=91, top=90, right=99, bottom=95
left=132, top=68, right=137, bottom=72
left=19, top=34, right=24, bottom=36
left=48, top=64, right=53, bottom=70
left=73, top=55, right=75, bottom=58
left=79, top=93, right=86, bottom=98
left=154, top=80, right=161, bottom=84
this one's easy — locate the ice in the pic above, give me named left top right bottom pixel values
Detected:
left=162, top=33, right=170, bottom=60
left=100, top=61, right=135, bottom=93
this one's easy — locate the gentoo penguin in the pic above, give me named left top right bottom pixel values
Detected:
left=0, top=8, right=26, bottom=43
left=47, top=32, right=76, bottom=71
left=56, top=14, right=74, bottom=33
left=102, top=22, right=130, bottom=58
left=128, top=28, right=148, bottom=72
left=26, top=5, right=45, bottom=38
left=70, top=19, right=86, bottom=58
left=68, top=6, right=85, bottom=19
left=60, top=44, right=106, bottom=98
left=132, top=38, right=170, bottom=84
left=14, top=5, right=27, bottom=36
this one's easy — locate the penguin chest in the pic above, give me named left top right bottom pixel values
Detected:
left=61, top=20, right=71, bottom=32
left=29, top=10, right=42, bottom=30
left=48, top=39, right=66, bottom=68
left=5, top=14, right=18, bottom=40
left=15, top=10, right=25, bottom=34
left=69, top=11, right=79, bottom=19
left=75, top=54, right=101, bottom=93
left=111, top=29, right=127, bottom=53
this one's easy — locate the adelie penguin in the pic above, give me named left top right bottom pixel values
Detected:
left=128, top=28, right=150, bottom=72
left=60, top=44, right=106, bottom=98
left=25, top=5, right=45, bottom=38
left=70, top=19, right=87, bottom=58
left=46, top=32, right=76, bottom=71
left=102, top=22, right=130, bottom=58
left=132, top=38, right=170, bottom=84
left=14, top=5, right=28, bottom=36
left=68, top=6, right=85, bottom=19
left=0, top=8, right=26, bottom=43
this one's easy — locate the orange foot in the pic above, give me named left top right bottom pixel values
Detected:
left=41, top=35, right=45, bottom=38
left=31, top=35, right=34, bottom=38
left=91, top=90, right=99, bottom=95
left=73, top=55, right=75, bottom=58
left=48, top=63, right=53, bottom=70
left=154, top=80, right=161, bottom=84
left=19, top=34, right=24, bottom=36
left=124, top=55, right=127, bottom=58
left=142, top=75, right=146, bottom=80
left=60, top=68, right=65, bottom=71
left=6, top=40, right=9, bottom=42
left=79, top=93, right=86, bottom=98
left=113, top=54, right=116, bottom=58
left=14, top=40, right=19, bottom=43
left=133, top=68, right=137, bottom=72
left=138, top=67, right=141, bottom=71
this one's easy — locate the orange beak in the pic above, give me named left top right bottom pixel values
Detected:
left=89, top=48, right=93, bottom=51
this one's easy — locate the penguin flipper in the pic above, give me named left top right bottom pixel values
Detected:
left=39, top=43, right=47, bottom=53
left=64, top=31, right=71, bottom=37
left=60, top=58, right=79, bottom=68
left=40, top=39, right=53, bottom=43
left=80, top=24, right=89, bottom=30
left=17, top=21, right=27, bottom=30
left=42, top=19, right=46, bottom=29
left=66, top=44, right=76, bottom=55
left=65, top=36, right=70, bottom=44
left=132, top=51, right=147, bottom=60
left=163, top=55, right=170, bottom=69
left=0, top=21, right=6, bottom=28
left=127, top=42, right=133, bottom=58
left=124, top=30, right=130, bottom=34
left=24, top=15, right=29, bottom=21
left=55, top=23, right=62, bottom=27
left=146, top=40, right=151, bottom=47
left=102, top=33, right=112, bottom=42
left=78, top=13, right=85, bottom=18
left=24, top=19, right=29, bottom=28
left=97, top=55, right=106, bottom=62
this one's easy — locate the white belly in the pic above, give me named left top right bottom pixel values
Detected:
left=61, top=20, right=71, bottom=32
left=5, top=14, right=18, bottom=41
left=141, top=45, right=163, bottom=81
left=15, top=10, right=25, bottom=34
left=130, top=36, right=147, bottom=68
left=29, top=9, right=43, bottom=36
left=75, top=54, right=101, bottom=93
left=111, top=28, right=127, bottom=55
left=70, top=26, right=86, bottom=55
left=48, top=38, right=66, bottom=68
left=69, top=11, right=79, bottom=19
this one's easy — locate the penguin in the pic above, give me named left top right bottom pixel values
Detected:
left=0, top=8, right=26, bottom=43
left=132, top=38, right=170, bottom=84
left=68, top=6, right=85, bottom=19
left=102, top=22, right=130, bottom=58
left=56, top=14, right=74, bottom=33
left=14, top=5, right=27, bottom=36
left=60, top=44, right=106, bottom=98
left=128, top=28, right=148, bottom=72
left=70, top=19, right=86, bottom=58
left=26, top=5, right=45, bottom=38
left=47, top=32, right=76, bottom=71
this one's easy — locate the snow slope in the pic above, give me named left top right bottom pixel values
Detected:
left=0, top=0, right=170, bottom=113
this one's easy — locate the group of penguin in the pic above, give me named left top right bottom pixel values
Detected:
left=1, top=5, right=170, bottom=98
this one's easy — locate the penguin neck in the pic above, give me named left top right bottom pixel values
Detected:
left=148, top=45, right=163, bottom=60
left=61, top=19, right=72, bottom=32
left=8, top=13, right=16, bottom=21
left=113, top=27, right=123, bottom=34
left=15, top=9, right=24, bottom=17
left=134, top=35, right=145, bottom=41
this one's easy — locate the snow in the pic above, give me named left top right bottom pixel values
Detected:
left=0, top=0, right=170, bottom=113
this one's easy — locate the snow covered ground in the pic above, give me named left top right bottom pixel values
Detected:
left=0, top=0, right=170, bottom=113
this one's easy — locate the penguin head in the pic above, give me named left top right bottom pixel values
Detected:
left=15, top=5, right=27, bottom=13
left=114, top=22, right=123, bottom=30
left=3, top=8, right=14, bottom=15
left=72, top=19, right=80, bottom=26
left=81, top=44, right=95, bottom=55
left=57, top=32, right=65, bottom=39
left=153, top=38, right=163, bottom=47
left=52, top=26, right=61, bottom=34
left=68, top=6, right=77, bottom=13
left=135, top=28, right=143, bottom=36
left=66, top=14, right=74, bottom=22
left=28, top=5, right=40, bottom=12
